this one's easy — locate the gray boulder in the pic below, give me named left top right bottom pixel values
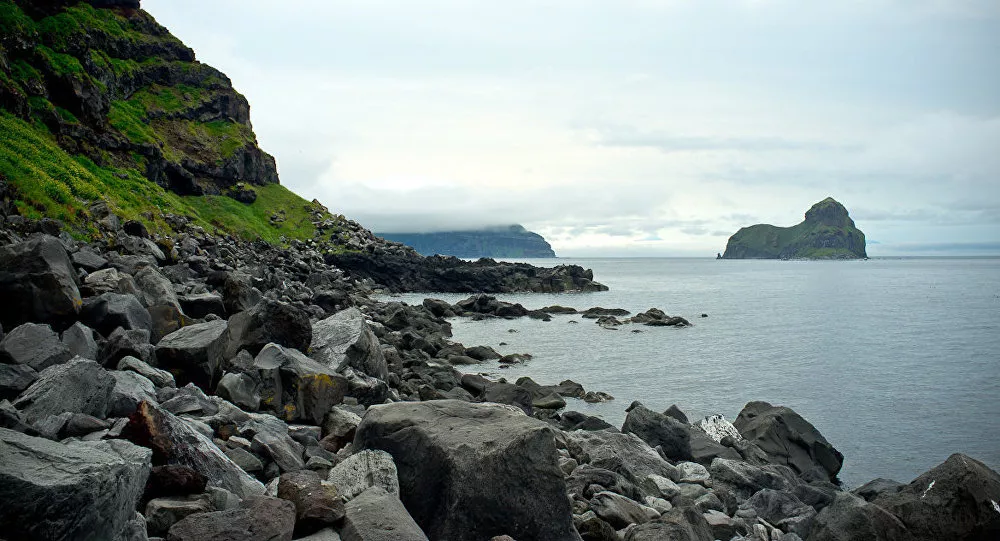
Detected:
left=569, top=429, right=680, bottom=487
left=734, top=401, right=844, bottom=481
left=166, top=495, right=295, bottom=541
left=623, top=506, right=714, bottom=541
left=482, top=382, right=534, bottom=415
left=62, top=321, right=99, bottom=360
left=81, top=293, right=152, bottom=337
left=99, top=327, right=156, bottom=367
left=125, top=400, right=266, bottom=499
left=221, top=271, right=263, bottom=314
left=622, top=402, right=692, bottom=462
left=179, top=292, right=227, bottom=319
left=134, top=266, right=182, bottom=312
left=808, top=492, right=910, bottom=541
left=355, top=400, right=580, bottom=541
left=872, top=453, right=1000, bottom=541
left=328, top=449, right=399, bottom=501
left=0, top=363, right=37, bottom=400
left=145, top=495, right=215, bottom=537
left=254, top=343, right=348, bottom=425
left=109, top=370, right=158, bottom=417
left=216, top=372, right=261, bottom=411
left=747, top=488, right=817, bottom=538
left=0, top=322, right=73, bottom=370
left=709, top=458, right=798, bottom=500
left=277, top=470, right=345, bottom=536
left=156, top=320, right=228, bottom=391
left=590, top=490, right=656, bottom=528
left=310, top=307, right=388, bottom=379
left=0, top=428, right=152, bottom=541
left=341, top=486, right=429, bottom=541
left=212, top=299, right=312, bottom=361
left=118, top=356, right=176, bottom=388
left=72, top=248, right=108, bottom=271
left=0, top=235, right=82, bottom=330
left=13, top=357, right=115, bottom=423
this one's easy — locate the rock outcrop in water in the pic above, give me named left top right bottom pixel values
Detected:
left=378, top=224, right=557, bottom=258
left=722, top=198, right=868, bottom=259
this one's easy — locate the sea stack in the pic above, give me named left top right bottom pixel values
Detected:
left=722, top=197, right=867, bottom=259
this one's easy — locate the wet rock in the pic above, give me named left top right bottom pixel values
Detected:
left=356, top=400, right=578, bottom=541
left=341, top=486, right=429, bottom=541
left=734, top=401, right=843, bottom=481
left=61, top=321, right=99, bottom=360
left=0, top=235, right=82, bottom=330
left=125, top=400, right=266, bottom=499
left=13, top=357, right=115, bottom=423
left=81, top=292, right=153, bottom=336
left=277, top=470, right=345, bottom=536
left=0, top=428, right=152, bottom=541
left=310, top=307, right=387, bottom=379
left=0, top=322, right=73, bottom=370
left=328, top=449, right=399, bottom=501
left=156, top=320, right=228, bottom=391
left=254, top=343, right=348, bottom=425
left=166, top=495, right=295, bottom=541
left=872, top=453, right=1000, bottom=541
left=560, top=411, right=615, bottom=431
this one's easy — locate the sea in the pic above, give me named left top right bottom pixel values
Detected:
left=386, top=257, right=1000, bottom=489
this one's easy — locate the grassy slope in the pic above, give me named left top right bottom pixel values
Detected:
left=727, top=220, right=862, bottom=258
left=0, top=1, right=324, bottom=243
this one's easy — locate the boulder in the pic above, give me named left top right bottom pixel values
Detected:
left=341, top=486, right=429, bottom=541
left=590, top=490, right=656, bottom=528
left=576, top=515, right=618, bottom=541
left=0, top=428, right=152, bottom=541
left=148, top=304, right=194, bottom=344
left=482, top=382, right=534, bottom=415
left=872, top=453, right=1000, bottom=541
left=144, top=464, right=209, bottom=500
left=569, top=429, right=679, bottom=487
left=734, top=401, right=843, bottom=481
left=321, top=407, right=362, bottom=451
left=134, top=266, right=182, bottom=312
left=118, top=356, right=176, bottom=388
left=0, top=363, right=37, bottom=400
left=328, top=449, right=399, bottom=501
left=310, top=308, right=388, bottom=379
left=747, top=488, right=817, bottom=538
left=72, top=248, right=109, bottom=271
left=145, top=495, right=215, bottom=537
left=166, top=495, right=295, bottom=541
left=99, top=327, right=156, bottom=367
left=109, top=370, right=158, bottom=417
left=61, top=321, right=99, bottom=360
left=156, top=320, right=228, bottom=391
left=216, top=372, right=261, bottom=411
left=709, top=458, right=798, bottom=500
left=0, top=322, right=73, bottom=370
left=125, top=401, right=266, bottom=499
left=0, top=235, right=82, bottom=330
left=622, top=402, right=692, bottom=462
left=213, top=299, right=312, bottom=361
left=13, top=357, right=115, bottom=424
left=179, top=292, right=227, bottom=319
left=623, top=506, right=714, bottom=541
left=808, top=492, right=910, bottom=541
left=254, top=343, right=348, bottom=425
left=81, top=293, right=153, bottom=337
left=277, top=470, right=345, bottom=536
left=221, top=271, right=263, bottom=314
left=566, top=464, right=645, bottom=502
left=355, top=400, right=579, bottom=541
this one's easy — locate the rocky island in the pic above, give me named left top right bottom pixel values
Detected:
left=722, top=198, right=867, bottom=260
left=377, top=224, right=557, bottom=259
left=1, top=3, right=998, bottom=541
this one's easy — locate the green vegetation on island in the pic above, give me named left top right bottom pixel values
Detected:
left=378, top=224, right=557, bottom=258
left=721, top=197, right=868, bottom=259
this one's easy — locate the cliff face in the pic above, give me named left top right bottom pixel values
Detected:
left=722, top=198, right=867, bottom=259
left=378, top=225, right=557, bottom=258
left=1, top=0, right=277, bottom=197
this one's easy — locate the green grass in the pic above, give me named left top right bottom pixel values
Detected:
left=0, top=111, right=323, bottom=242
left=108, top=99, right=158, bottom=145
left=0, top=0, right=35, bottom=41
left=37, top=45, right=85, bottom=77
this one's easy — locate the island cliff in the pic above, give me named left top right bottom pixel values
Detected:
left=722, top=197, right=867, bottom=259
left=377, top=224, right=557, bottom=258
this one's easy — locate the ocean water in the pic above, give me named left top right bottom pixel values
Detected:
left=388, top=257, right=1000, bottom=488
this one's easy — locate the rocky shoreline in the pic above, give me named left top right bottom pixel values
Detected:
left=1, top=214, right=998, bottom=541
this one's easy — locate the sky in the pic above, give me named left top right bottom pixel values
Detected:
left=143, top=0, right=1000, bottom=256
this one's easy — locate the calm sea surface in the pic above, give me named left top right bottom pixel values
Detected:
left=388, top=257, right=1000, bottom=488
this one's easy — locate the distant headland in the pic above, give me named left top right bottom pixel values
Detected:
left=377, top=224, right=557, bottom=258
left=721, top=197, right=868, bottom=260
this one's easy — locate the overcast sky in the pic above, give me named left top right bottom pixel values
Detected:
left=144, top=0, right=999, bottom=256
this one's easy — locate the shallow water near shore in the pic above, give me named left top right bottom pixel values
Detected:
left=387, top=257, right=1000, bottom=488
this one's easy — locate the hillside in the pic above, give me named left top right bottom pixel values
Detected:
left=721, top=197, right=868, bottom=259
left=378, top=224, right=557, bottom=258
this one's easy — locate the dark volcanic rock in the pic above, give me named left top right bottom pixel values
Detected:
left=872, top=453, right=1000, bottom=541
left=0, top=322, right=73, bottom=370
left=277, top=470, right=345, bottom=536
left=81, top=292, right=153, bottom=336
left=254, top=343, right=348, bottom=425
left=13, top=357, right=115, bottom=424
left=622, top=402, right=692, bottom=462
left=212, top=299, right=312, bottom=361
left=0, top=363, right=37, bottom=400
left=144, top=464, right=208, bottom=501
left=156, top=319, right=228, bottom=391
left=0, top=428, right=152, bottom=541
left=734, top=401, right=844, bottom=481
left=623, top=506, right=714, bottom=541
left=341, top=486, right=429, bottom=541
left=355, top=400, right=578, bottom=541
left=0, top=235, right=82, bottom=331
left=309, top=307, right=387, bottom=379
left=809, top=492, right=910, bottom=541
left=166, top=495, right=295, bottom=541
